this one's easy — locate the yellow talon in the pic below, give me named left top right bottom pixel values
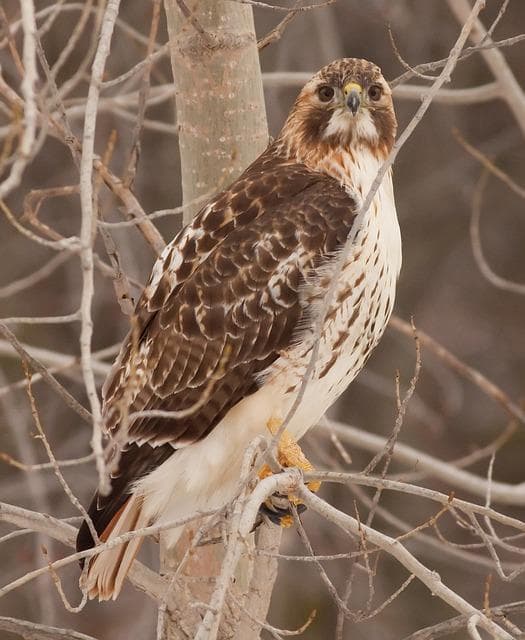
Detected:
left=258, top=463, right=273, bottom=480
left=263, top=417, right=322, bottom=496
left=258, top=417, right=322, bottom=525
left=279, top=514, right=294, bottom=528
left=266, top=416, right=283, bottom=434
left=307, top=480, right=322, bottom=493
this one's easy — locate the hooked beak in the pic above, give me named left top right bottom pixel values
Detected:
left=343, top=82, right=362, bottom=116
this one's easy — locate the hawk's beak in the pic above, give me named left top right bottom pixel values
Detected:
left=343, top=82, right=362, bottom=116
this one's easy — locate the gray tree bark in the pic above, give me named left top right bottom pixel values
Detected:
left=235, top=524, right=283, bottom=639
left=162, top=2, right=278, bottom=638
left=165, top=0, right=268, bottom=222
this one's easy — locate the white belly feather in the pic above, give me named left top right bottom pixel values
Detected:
left=137, top=151, right=401, bottom=546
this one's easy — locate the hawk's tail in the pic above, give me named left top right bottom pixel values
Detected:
left=76, top=442, right=174, bottom=600
left=77, top=493, right=148, bottom=601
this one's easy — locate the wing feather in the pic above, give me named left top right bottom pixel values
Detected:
left=104, top=156, right=357, bottom=452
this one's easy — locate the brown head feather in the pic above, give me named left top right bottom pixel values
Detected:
left=277, top=58, right=396, bottom=167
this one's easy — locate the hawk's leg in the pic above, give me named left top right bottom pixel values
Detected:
left=258, top=417, right=321, bottom=528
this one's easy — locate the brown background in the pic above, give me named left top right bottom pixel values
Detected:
left=1, top=1, right=525, bottom=638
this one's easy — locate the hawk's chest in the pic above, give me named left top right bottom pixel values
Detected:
left=315, top=152, right=401, bottom=373
left=267, top=148, right=401, bottom=438
left=315, top=145, right=401, bottom=278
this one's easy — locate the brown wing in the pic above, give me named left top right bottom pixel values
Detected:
left=103, top=153, right=358, bottom=449
left=77, top=150, right=357, bottom=554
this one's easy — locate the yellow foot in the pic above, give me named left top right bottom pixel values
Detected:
left=258, top=463, right=272, bottom=480
left=258, top=418, right=321, bottom=527
left=265, top=417, right=321, bottom=494
left=279, top=515, right=294, bottom=528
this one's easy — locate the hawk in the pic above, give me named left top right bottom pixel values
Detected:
left=77, top=58, right=401, bottom=600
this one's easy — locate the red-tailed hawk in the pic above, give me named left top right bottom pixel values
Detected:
left=77, top=58, right=401, bottom=600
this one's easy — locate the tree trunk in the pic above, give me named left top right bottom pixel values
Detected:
left=165, top=0, right=268, bottom=222
left=162, top=2, right=278, bottom=637
left=235, top=524, right=283, bottom=639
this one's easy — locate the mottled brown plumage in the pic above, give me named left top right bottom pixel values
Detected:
left=77, top=58, right=401, bottom=601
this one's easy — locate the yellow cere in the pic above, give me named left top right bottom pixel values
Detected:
left=343, top=82, right=362, bottom=97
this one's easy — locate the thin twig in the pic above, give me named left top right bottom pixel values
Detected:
left=0, top=0, right=37, bottom=199
left=42, top=546, right=89, bottom=613
left=257, top=1, right=302, bottom=50
left=122, top=0, right=162, bottom=187
left=0, top=253, right=71, bottom=299
left=447, top=0, right=525, bottom=137
left=78, top=0, right=122, bottom=496
left=389, top=315, right=525, bottom=425
left=0, top=312, right=80, bottom=325
left=298, top=488, right=513, bottom=640
left=454, top=128, right=525, bottom=199
left=0, top=322, right=92, bottom=424
left=363, top=320, right=421, bottom=475
left=470, top=170, right=525, bottom=295
left=388, top=24, right=438, bottom=82
left=101, top=43, right=170, bottom=89
left=390, top=33, right=525, bottom=87
left=22, top=361, right=99, bottom=544
left=234, top=0, right=336, bottom=11
left=0, top=616, right=98, bottom=640
left=0, top=450, right=94, bottom=472
left=402, top=600, right=525, bottom=639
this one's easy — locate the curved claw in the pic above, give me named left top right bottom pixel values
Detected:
left=259, top=495, right=307, bottom=527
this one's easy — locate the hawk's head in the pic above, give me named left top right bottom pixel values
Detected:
left=279, top=58, right=396, bottom=163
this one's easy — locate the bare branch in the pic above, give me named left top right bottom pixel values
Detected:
left=324, top=420, right=525, bottom=506
left=0, top=616, right=98, bottom=640
left=257, top=1, right=302, bottom=50
left=454, top=128, right=525, bottom=199
left=0, top=337, right=111, bottom=378
left=470, top=171, right=525, bottom=295
left=0, top=451, right=94, bottom=473
left=303, top=471, right=525, bottom=532
left=78, top=0, right=121, bottom=496
left=0, top=253, right=71, bottom=299
left=402, top=600, right=525, bottom=640
left=390, top=33, right=525, bottom=87
left=233, top=0, right=336, bottom=11
left=0, top=501, right=195, bottom=610
left=23, top=363, right=99, bottom=544
left=263, top=73, right=503, bottom=105
left=298, top=488, right=514, bottom=639
left=389, top=315, right=525, bottom=425
left=447, top=0, right=525, bottom=137
left=121, top=0, right=162, bottom=187
left=0, top=312, right=80, bottom=325
left=0, top=323, right=92, bottom=424
left=0, top=0, right=37, bottom=199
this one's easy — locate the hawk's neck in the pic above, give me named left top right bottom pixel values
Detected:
left=280, top=140, right=388, bottom=200
left=270, top=132, right=391, bottom=208
left=313, top=144, right=385, bottom=196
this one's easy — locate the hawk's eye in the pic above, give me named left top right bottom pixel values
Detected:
left=368, top=85, right=382, bottom=101
left=318, top=85, right=335, bottom=102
